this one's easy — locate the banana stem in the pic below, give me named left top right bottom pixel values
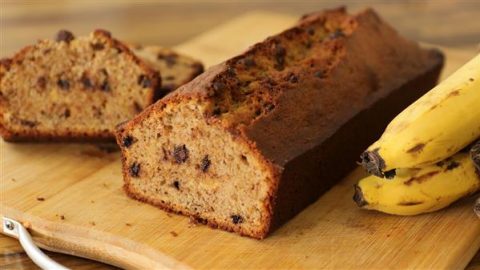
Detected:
left=360, top=150, right=396, bottom=178
left=471, top=140, right=480, bottom=170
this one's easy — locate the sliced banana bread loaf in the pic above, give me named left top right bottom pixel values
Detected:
left=132, top=45, right=204, bottom=99
left=0, top=29, right=161, bottom=142
left=116, top=7, right=444, bottom=238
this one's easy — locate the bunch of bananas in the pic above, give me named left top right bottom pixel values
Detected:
left=354, top=53, right=480, bottom=215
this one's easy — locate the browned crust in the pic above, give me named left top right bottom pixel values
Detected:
left=0, top=123, right=114, bottom=143
left=123, top=184, right=267, bottom=239
left=0, top=29, right=161, bottom=143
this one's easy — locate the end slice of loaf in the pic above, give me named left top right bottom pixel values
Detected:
left=0, top=29, right=160, bottom=142
left=132, top=45, right=204, bottom=99
left=116, top=7, right=444, bottom=238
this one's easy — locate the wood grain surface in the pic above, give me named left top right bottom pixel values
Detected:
left=1, top=1, right=480, bottom=269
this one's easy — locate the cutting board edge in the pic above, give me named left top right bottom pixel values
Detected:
left=0, top=205, right=191, bottom=270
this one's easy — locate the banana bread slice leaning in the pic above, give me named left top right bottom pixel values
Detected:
left=116, top=7, right=444, bottom=239
left=132, top=45, right=204, bottom=99
left=0, top=29, right=160, bottom=142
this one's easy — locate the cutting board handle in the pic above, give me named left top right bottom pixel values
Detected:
left=2, top=217, right=70, bottom=270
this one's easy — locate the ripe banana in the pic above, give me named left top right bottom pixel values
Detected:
left=360, top=53, right=480, bottom=178
left=354, top=152, right=480, bottom=216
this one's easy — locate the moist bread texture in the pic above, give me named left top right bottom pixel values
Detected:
left=0, top=29, right=160, bottom=142
left=132, top=45, right=204, bottom=99
left=116, top=8, right=444, bottom=238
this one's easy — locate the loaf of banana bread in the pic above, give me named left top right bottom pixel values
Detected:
left=0, top=30, right=203, bottom=142
left=0, top=29, right=160, bottom=142
left=116, top=7, right=444, bottom=238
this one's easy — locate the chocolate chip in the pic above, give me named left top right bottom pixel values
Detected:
left=100, top=81, right=110, bottom=92
left=91, top=43, right=105, bottom=51
left=173, top=180, right=180, bottom=190
left=130, top=162, right=140, bottom=177
left=231, top=215, right=243, bottom=224
left=173, top=145, right=189, bottom=164
left=158, top=53, right=178, bottom=67
left=262, top=78, right=278, bottom=89
left=57, top=78, right=70, bottom=90
left=200, top=155, right=211, bottom=172
left=274, top=43, right=286, bottom=70
left=314, top=70, right=326, bottom=78
left=328, top=29, right=345, bottom=40
left=244, top=57, right=256, bottom=68
left=20, top=119, right=37, bottom=127
left=138, top=74, right=151, bottom=88
left=37, top=76, right=47, bottom=89
left=212, top=107, right=221, bottom=116
left=80, top=73, right=93, bottom=89
left=100, top=68, right=109, bottom=77
left=55, top=30, right=75, bottom=43
left=305, top=41, right=312, bottom=49
left=123, top=135, right=134, bottom=148
left=98, top=69, right=109, bottom=91
left=133, top=102, right=142, bottom=113
left=264, top=103, right=275, bottom=112
left=64, top=108, right=71, bottom=118
left=275, top=44, right=286, bottom=58
left=227, top=67, right=236, bottom=76
left=213, top=81, right=226, bottom=91
left=288, top=73, right=298, bottom=83
left=92, top=106, right=102, bottom=117
left=307, top=28, right=315, bottom=35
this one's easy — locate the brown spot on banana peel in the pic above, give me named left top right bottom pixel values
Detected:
left=404, top=171, right=440, bottom=186
left=447, top=90, right=460, bottom=98
left=398, top=201, right=424, bottom=206
left=407, top=143, right=425, bottom=154
left=383, top=169, right=396, bottom=179
left=353, top=185, right=368, bottom=207
left=360, top=148, right=390, bottom=178
left=445, top=161, right=460, bottom=171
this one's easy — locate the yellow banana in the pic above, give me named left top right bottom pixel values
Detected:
left=360, top=53, right=480, bottom=178
left=354, top=152, right=480, bottom=216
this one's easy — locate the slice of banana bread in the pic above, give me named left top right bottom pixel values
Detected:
left=132, top=45, right=204, bottom=99
left=0, top=29, right=160, bottom=142
left=116, top=7, right=444, bottom=238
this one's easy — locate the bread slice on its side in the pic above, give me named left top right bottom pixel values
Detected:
left=116, top=7, right=444, bottom=238
left=132, top=45, right=204, bottom=99
left=0, top=29, right=160, bottom=142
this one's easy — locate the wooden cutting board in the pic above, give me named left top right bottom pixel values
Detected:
left=2, top=11, right=479, bottom=270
